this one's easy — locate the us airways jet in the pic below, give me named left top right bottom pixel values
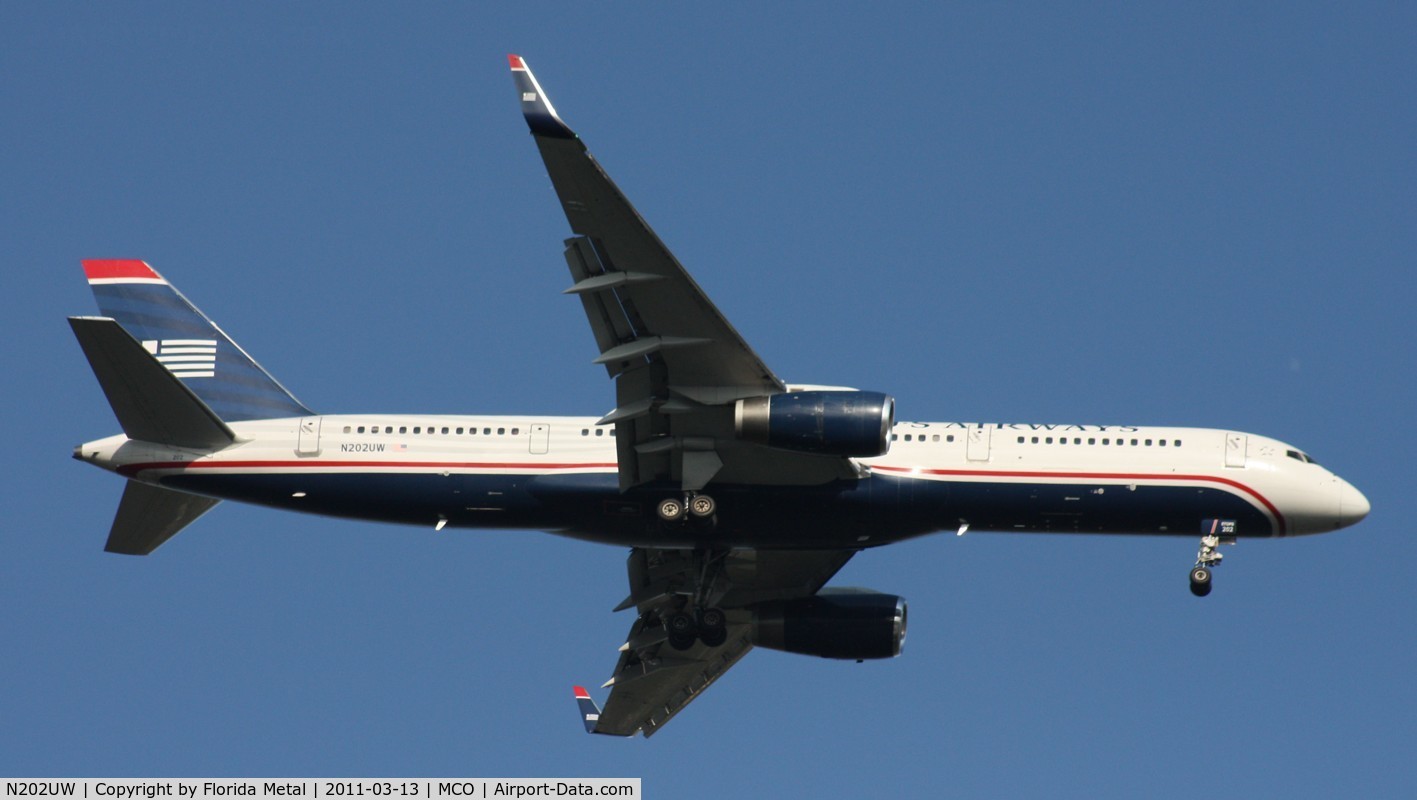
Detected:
left=70, top=55, right=1369, bottom=738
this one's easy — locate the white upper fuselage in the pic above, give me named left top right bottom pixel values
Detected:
left=77, top=415, right=1370, bottom=540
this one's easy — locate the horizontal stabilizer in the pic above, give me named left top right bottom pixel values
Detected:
left=105, top=480, right=221, bottom=555
left=69, top=316, right=236, bottom=449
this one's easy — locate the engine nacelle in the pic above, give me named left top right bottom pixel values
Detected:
left=750, top=588, right=907, bottom=660
left=735, top=390, right=894, bottom=457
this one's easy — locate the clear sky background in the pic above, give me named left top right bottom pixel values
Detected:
left=4, top=3, right=1414, bottom=797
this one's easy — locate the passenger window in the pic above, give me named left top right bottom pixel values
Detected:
left=1031, top=436, right=1039, bottom=444
left=512, top=428, right=520, bottom=435
left=456, top=427, right=464, bottom=434
left=1088, top=438, right=1095, bottom=445
left=932, top=435, right=940, bottom=442
left=497, top=427, right=506, bottom=435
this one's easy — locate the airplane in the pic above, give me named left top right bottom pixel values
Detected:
left=69, top=54, right=1371, bottom=738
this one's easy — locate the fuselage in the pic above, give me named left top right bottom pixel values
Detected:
left=74, top=415, right=1370, bottom=549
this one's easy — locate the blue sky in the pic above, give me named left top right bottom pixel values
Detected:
left=4, top=3, right=1414, bottom=796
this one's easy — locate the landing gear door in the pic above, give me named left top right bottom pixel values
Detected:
left=967, top=423, right=991, bottom=462
left=297, top=416, right=322, bottom=457
left=1224, top=433, right=1246, bottom=468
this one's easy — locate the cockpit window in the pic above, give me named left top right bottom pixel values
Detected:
left=1286, top=449, right=1319, bottom=465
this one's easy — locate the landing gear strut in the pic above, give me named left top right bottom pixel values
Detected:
left=1189, top=533, right=1226, bottom=597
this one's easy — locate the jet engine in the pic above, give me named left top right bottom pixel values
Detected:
left=735, top=390, right=894, bottom=457
left=749, top=588, right=907, bottom=660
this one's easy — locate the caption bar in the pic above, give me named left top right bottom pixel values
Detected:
left=2, top=782, right=640, bottom=800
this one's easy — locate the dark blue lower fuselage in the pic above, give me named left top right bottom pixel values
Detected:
left=158, top=471, right=1276, bottom=548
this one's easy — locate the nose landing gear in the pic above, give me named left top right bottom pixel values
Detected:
left=1189, top=532, right=1231, bottom=597
left=1189, top=564, right=1214, bottom=597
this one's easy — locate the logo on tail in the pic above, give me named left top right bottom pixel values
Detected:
left=141, top=339, right=218, bottom=378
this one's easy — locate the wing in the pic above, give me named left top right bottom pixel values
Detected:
left=585, top=547, right=857, bottom=737
left=510, top=55, right=863, bottom=491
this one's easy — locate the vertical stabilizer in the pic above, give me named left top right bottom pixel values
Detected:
left=82, top=260, right=313, bottom=421
left=69, top=317, right=235, bottom=449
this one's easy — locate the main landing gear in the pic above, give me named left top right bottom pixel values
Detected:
left=656, top=492, right=716, bottom=522
left=665, top=606, right=728, bottom=650
left=1189, top=533, right=1227, bottom=597
left=662, top=547, right=729, bottom=651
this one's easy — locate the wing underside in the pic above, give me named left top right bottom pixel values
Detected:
left=511, top=55, right=874, bottom=737
left=589, top=547, right=857, bottom=737
left=511, top=54, right=862, bottom=491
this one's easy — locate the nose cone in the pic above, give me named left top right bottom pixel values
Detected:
left=1338, top=478, right=1370, bottom=528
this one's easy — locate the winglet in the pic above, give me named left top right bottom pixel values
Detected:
left=509, top=53, right=575, bottom=139
left=573, top=685, right=602, bottom=734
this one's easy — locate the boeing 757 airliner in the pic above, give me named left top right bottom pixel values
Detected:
left=70, top=55, right=1369, bottom=737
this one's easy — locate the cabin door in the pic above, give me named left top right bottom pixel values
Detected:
left=529, top=423, right=550, bottom=455
left=966, top=424, right=992, bottom=462
left=297, top=417, right=322, bottom=456
left=1224, top=433, right=1246, bottom=468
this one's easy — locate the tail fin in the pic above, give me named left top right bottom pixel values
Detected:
left=69, top=316, right=235, bottom=449
left=82, top=260, right=313, bottom=421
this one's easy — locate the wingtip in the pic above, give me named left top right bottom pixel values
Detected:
left=508, top=54, right=575, bottom=139
left=573, top=684, right=603, bottom=734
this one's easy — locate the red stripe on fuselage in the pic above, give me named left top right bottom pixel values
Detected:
left=82, top=259, right=160, bottom=281
left=869, top=464, right=1286, bottom=534
left=117, top=459, right=619, bottom=478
